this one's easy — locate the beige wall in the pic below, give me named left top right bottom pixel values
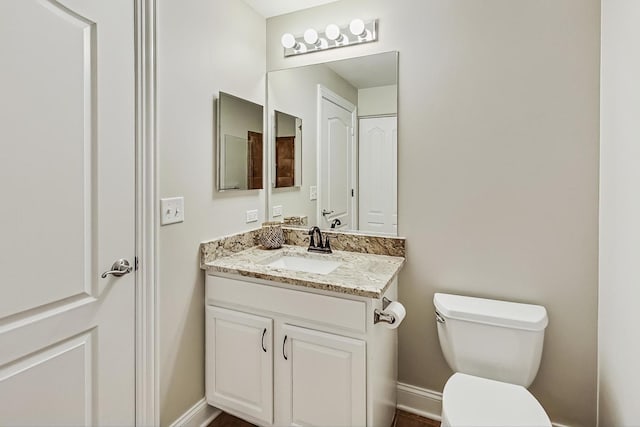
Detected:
left=267, top=1, right=600, bottom=425
left=157, top=0, right=266, bottom=424
left=598, top=0, right=640, bottom=425
left=358, top=85, right=397, bottom=116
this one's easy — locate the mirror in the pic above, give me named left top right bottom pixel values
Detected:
left=274, top=111, right=302, bottom=188
left=217, top=92, right=264, bottom=191
left=267, top=51, right=398, bottom=235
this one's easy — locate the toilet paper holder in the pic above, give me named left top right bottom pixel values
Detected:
left=374, top=297, right=396, bottom=325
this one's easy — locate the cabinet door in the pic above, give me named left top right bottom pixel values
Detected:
left=279, top=324, right=366, bottom=426
left=206, top=306, right=273, bottom=424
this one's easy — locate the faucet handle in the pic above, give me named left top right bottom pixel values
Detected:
left=323, top=236, right=331, bottom=252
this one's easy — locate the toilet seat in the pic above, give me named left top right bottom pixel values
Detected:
left=442, top=373, right=551, bottom=427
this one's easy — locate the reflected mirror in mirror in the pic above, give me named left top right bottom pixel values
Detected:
left=267, top=51, right=398, bottom=235
left=217, top=92, right=264, bottom=191
left=274, top=111, right=302, bottom=188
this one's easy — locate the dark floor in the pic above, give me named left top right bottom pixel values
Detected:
left=395, top=410, right=441, bottom=427
left=208, top=409, right=440, bottom=427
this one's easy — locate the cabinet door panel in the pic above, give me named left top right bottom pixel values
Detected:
left=280, top=324, right=366, bottom=426
left=206, top=306, right=273, bottom=424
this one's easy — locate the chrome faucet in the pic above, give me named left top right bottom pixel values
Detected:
left=308, top=226, right=332, bottom=253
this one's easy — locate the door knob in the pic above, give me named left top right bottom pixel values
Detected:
left=101, top=259, right=133, bottom=278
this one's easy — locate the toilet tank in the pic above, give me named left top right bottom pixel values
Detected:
left=434, top=293, right=548, bottom=387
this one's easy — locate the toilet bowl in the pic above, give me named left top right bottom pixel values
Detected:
left=434, top=293, right=551, bottom=427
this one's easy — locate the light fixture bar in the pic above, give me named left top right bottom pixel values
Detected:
left=282, top=19, right=378, bottom=57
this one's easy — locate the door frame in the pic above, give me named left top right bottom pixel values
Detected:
left=135, top=0, right=159, bottom=425
left=316, top=85, right=357, bottom=228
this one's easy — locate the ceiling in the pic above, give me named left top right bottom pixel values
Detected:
left=241, top=0, right=341, bottom=18
left=327, top=54, right=397, bottom=89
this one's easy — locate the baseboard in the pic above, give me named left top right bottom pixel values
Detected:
left=396, top=382, right=571, bottom=427
left=169, top=398, right=221, bottom=427
left=397, top=382, right=443, bottom=421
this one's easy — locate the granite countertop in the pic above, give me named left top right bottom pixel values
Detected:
left=203, top=244, right=405, bottom=299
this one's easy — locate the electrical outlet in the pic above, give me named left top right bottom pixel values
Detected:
left=246, top=209, right=259, bottom=223
left=160, top=197, right=185, bottom=225
left=309, top=186, right=318, bottom=201
left=273, top=205, right=283, bottom=217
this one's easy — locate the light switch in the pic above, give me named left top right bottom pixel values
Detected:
left=273, top=205, right=283, bottom=217
left=246, top=209, right=259, bottom=223
left=309, top=186, right=317, bottom=201
left=160, top=197, right=184, bottom=225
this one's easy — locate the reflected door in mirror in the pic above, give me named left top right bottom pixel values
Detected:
left=319, top=88, right=356, bottom=230
left=359, top=117, right=397, bottom=235
left=276, top=136, right=295, bottom=187
left=248, top=131, right=263, bottom=189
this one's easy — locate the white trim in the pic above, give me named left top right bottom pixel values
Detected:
left=168, top=398, right=221, bottom=427
left=396, top=382, right=442, bottom=421
left=396, top=382, right=571, bottom=427
left=316, top=84, right=358, bottom=228
left=134, top=0, right=159, bottom=425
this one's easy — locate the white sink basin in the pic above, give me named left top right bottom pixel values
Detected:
left=263, top=253, right=341, bottom=275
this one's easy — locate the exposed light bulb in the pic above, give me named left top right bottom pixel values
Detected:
left=304, top=28, right=319, bottom=45
left=349, top=18, right=367, bottom=37
left=325, top=24, right=344, bottom=42
left=281, top=33, right=297, bottom=49
left=304, top=28, right=327, bottom=49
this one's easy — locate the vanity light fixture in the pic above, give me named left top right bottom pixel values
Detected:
left=281, top=18, right=377, bottom=57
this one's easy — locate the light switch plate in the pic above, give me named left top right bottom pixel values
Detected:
left=160, top=197, right=184, bottom=225
left=273, top=205, right=283, bottom=217
left=246, top=209, right=259, bottom=223
left=309, top=186, right=317, bottom=201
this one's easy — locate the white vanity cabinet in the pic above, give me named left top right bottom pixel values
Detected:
left=278, top=324, right=366, bottom=426
left=205, top=306, right=273, bottom=424
left=205, top=274, right=398, bottom=427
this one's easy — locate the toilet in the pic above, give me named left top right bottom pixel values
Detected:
left=433, top=293, right=552, bottom=427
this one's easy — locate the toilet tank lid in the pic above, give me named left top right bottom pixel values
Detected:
left=433, top=293, right=548, bottom=331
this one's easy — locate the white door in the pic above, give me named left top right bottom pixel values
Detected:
left=206, top=306, right=273, bottom=425
left=0, top=1, right=136, bottom=425
left=279, top=324, right=366, bottom=427
left=318, top=87, right=356, bottom=230
left=358, top=117, right=398, bottom=235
